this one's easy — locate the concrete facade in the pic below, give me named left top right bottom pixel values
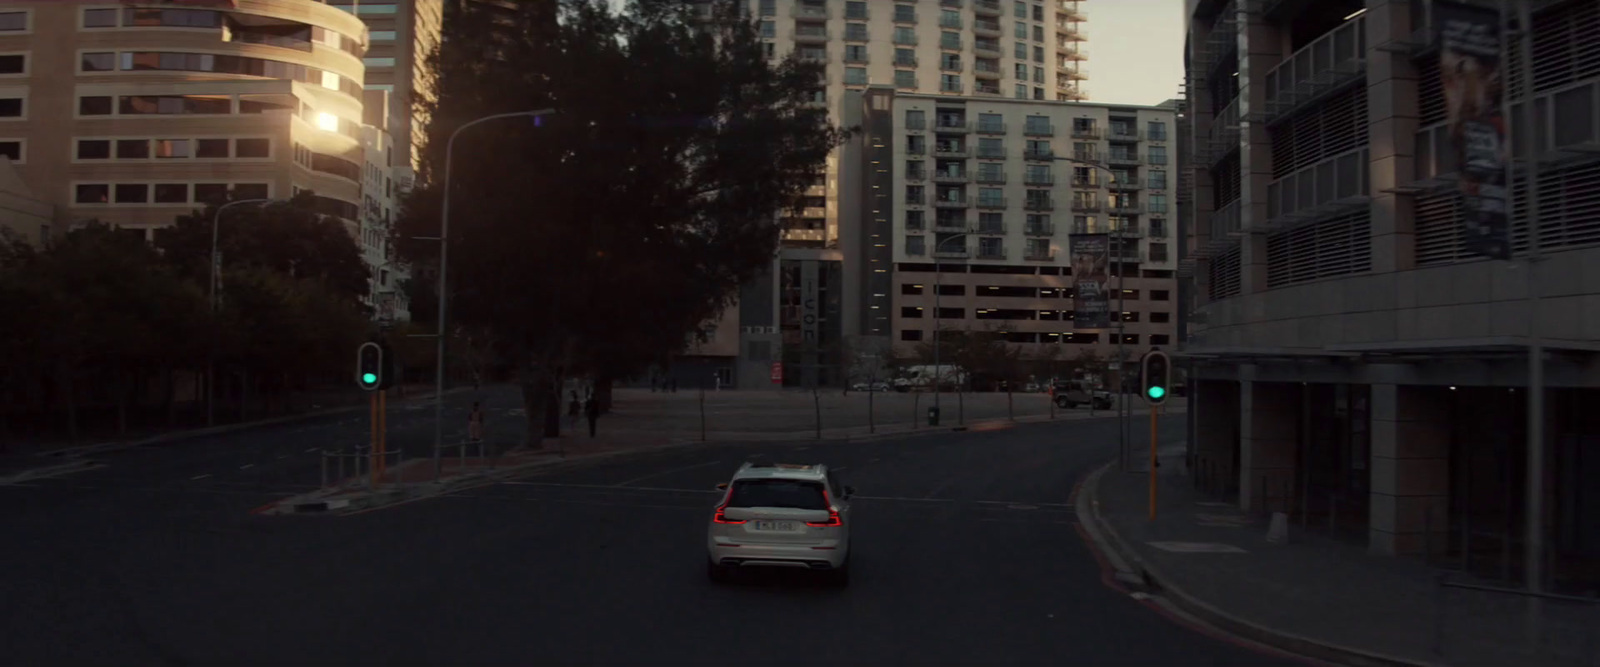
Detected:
left=1182, top=0, right=1600, bottom=585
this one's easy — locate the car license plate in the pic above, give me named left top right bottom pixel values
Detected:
left=753, top=520, right=795, bottom=531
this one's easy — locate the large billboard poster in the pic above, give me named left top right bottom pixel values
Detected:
left=1072, top=234, right=1111, bottom=329
left=1437, top=0, right=1511, bottom=260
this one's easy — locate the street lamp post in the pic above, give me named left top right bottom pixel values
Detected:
left=207, top=197, right=283, bottom=427
left=1053, top=155, right=1132, bottom=466
left=930, top=232, right=970, bottom=425
left=432, top=109, right=557, bottom=478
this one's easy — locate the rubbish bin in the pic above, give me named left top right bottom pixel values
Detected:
left=927, top=405, right=941, bottom=426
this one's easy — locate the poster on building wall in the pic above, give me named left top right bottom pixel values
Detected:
left=1071, top=234, right=1111, bottom=329
left=1437, top=0, right=1511, bottom=260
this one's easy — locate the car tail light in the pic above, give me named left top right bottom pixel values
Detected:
left=713, top=487, right=745, bottom=524
left=806, top=489, right=843, bottom=527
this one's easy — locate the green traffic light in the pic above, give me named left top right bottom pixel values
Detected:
left=362, top=372, right=377, bottom=385
left=1147, top=386, right=1166, bottom=399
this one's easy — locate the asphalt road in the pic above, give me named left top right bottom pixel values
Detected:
left=0, top=403, right=1291, bottom=666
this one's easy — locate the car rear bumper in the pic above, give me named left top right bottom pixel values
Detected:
left=708, top=539, right=847, bottom=570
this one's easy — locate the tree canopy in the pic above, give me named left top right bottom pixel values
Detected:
left=396, top=0, right=850, bottom=445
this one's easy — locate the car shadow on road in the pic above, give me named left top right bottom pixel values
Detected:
left=710, top=567, right=848, bottom=594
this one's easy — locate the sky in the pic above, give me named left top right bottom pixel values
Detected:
left=600, top=0, right=1188, bottom=107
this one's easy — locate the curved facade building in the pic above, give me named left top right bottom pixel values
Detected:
left=1182, top=0, right=1600, bottom=581
left=0, top=0, right=370, bottom=240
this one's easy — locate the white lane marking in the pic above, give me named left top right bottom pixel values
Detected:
left=974, top=500, right=1073, bottom=508
left=793, top=446, right=809, bottom=451
left=611, top=460, right=724, bottom=488
left=501, top=481, right=720, bottom=495
left=190, top=474, right=211, bottom=480
left=238, top=464, right=254, bottom=470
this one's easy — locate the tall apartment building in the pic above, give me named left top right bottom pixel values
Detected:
left=332, top=0, right=441, bottom=176
left=0, top=0, right=410, bottom=318
left=1183, top=0, right=1600, bottom=581
left=841, top=88, right=1178, bottom=380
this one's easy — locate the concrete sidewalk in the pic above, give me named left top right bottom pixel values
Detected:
left=1079, top=448, right=1600, bottom=667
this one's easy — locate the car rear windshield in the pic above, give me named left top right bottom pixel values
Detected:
left=727, top=479, right=828, bottom=510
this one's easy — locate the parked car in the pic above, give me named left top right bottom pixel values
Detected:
left=850, top=382, right=892, bottom=392
left=1051, top=380, right=1113, bottom=409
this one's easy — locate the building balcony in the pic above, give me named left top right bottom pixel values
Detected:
left=933, top=145, right=969, bottom=157
left=1109, top=180, right=1142, bottom=191
left=973, top=20, right=1002, bottom=37
left=844, top=7, right=869, bottom=20
left=939, top=39, right=964, bottom=51
left=1023, top=124, right=1055, bottom=137
left=940, top=60, right=964, bottom=72
left=1110, top=224, right=1143, bottom=238
left=906, top=143, right=926, bottom=156
left=1069, top=224, right=1104, bottom=235
left=934, top=218, right=970, bottom=231
left=975, top=172, right=1007, bottom=184
left=974, top=63, right=1002, bottom=79
left=1024, top=173, right=1056, bottom=186
left=933, top=247, right=970, bottom=259
left=974, top=0, right=1002, bottom=16
left=1024, top=223, right=1056, bottom=236
left=1070, top=126, right=1101, bottom=139
left=939, top=81, right=964, bottom=93
left=1025, top=248, right=1057, bottom=261
left=844, top=52, right=869, bottom=63
left=1024, top=198, right=1055, bottom=211
left=782, top=228, right=826, bottom=243
left=976, top=247, right=1007, bottom=260
left=975, top=121, right=1006, bottom=135
left=794, top=31, right=830, bottom=44
left=892, top=11, right=918, bottom=25
left=906, top=118, right=927, bottom=131
left=974, top=84, right=1002, bottom=96
left=1106, top=154, right=1141, bottom=166
left=1072, top=178, right=1102, bottom=188
left=1108, top=202, right=1143, bottom=215
left=1024, top=148, right=1056, bottom=161
left=939, top=16, right=964, bottom=29
left=792, top=4, right=829, bottom=19
left=933, top=171, right=969, bottom=183
left=1070, top=199, right=1102, bottom=212
left=1144, top=250, right=1170, bottom=263
left=933, top=197, right=970, bottom=208
left=894, top=56, right=918, bottom=67
left=894, top=34, right=919, bottom=46
left=976, top=197, right=1007, bottom=210
left=976, top=223, right=1006, bottom=235
left=974, top=43, right=1002, bottom=58
left=977, top=148, right=1007, bottom=159
left=940, top=0, right=964, bottom=7
left=1072, top=151, right=1099, bottom=163
left=1107, top=127, right=1140, bottom=141
left=934, top=120, right=971, bottom=134
left=904, top=191, right=926, bottom=204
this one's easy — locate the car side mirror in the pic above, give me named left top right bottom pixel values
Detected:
left=844, top=486, right=856, bottom=498
left=716, top=482, right=728, bottom=490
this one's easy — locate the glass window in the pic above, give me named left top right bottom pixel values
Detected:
left=901, top=329, right=923, bottom=341
left=116, top=139, right=149, bottom=159
left=79, top=96, right=112, bottom=115
left=1148, top=169, right=1167, bottom=188
left=1147, top=121, right=1167, bottom=140
left=0, top=141, right=21, bottom=161
left=1015, top=63, right=1027, bottom=79
left=83, top=8, right=118, bottom=27
left=0, top=98, right=21, bottom=117
left=233, top=183, right=270, bottom=200
left=759, top=0, right=776, bottom=16
left=727, top=479, right=828, bottom=510
left=846, top=1, right=867, bottom=19
left=196, top=138, right=230, bottom=158
left=940, top=31, right=960, bottom=49
left=114, top=183, right=149, bottom=204
left=75, top=183, right=109, bottom=203
left=905, top=235, right=926, bottom=256
left=1015, top=84, right=1027, bottom=99
left=759, top=20, right=774, bottom=37
left=894, top=4, right=915, bottom=22
left=154, top=183, right=189, bottom=203
left=1148, top=146, right=1167, bottom=164
left=76, top=139, right=111, bottom=159
left=905, top=109, right=924, bottom=128
left=845, top=67, right=867, bottom=85
left=1033, top=45, right=1044, bottom=63
left=369, top=30, right=396, bottom=41
left=0, top=12, right=26, bottom=31
left=194, top=183, right=229, bottom=203
left=154, top=139, right=190, bottom=158
left=363, top=57, right=396, bottom=68
left=1033, top=25, right=1044, bottom=42
left=940, top=10, right=961, bottom=28
left=0, top=54, right=21, bottom=74
left=1014, top=42, right=1027, bottom=59
left=81, top=52, right=115, bottom=72
left=894, top=69, right=916, bottom=89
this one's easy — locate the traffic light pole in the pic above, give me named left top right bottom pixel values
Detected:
left=1149, top=402, right=1158, bottom=520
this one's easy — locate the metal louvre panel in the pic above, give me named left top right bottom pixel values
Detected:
left=1414, top=189, right=1463, bottom=268
left=1208, top=241, right=1242, bottom=300
left=1507, top=0, right=1600, bottom=100
left=1414, top=160, right=1600, bottom=267
left=1265, top=212, right=1371, bottom=289
left=1269, top=85, right=1366, bottom=181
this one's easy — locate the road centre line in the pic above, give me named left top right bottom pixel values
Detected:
left=610, top=460, right=725, bottom=488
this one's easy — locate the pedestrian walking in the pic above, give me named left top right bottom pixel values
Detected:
left=584, top=394, right=600, bottom=438
left=467, top=401, right=485, bottom=443
left=567, top=390, right=581, bottom=428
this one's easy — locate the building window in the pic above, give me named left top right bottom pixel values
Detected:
left=77, top=139, right=111, bottom=159
left=79, top=96, right=111, bottom=116
left=233, top=183, right=270, bottom=200
left=116, top=139, right=149, bottom=159
left=846, top=1, right=868, bottom=19
left=894, top=69, right=916, bottom=89
left=194, top=183, right=229, bottom=204
left=845, top=23, right=868, bottom=41
left=905, top=109, right=924, bottom=128
left=120, top=95, right=232, bottom=115
left=894, top=26, right=917, bottom=44
left=759, top=20, right=774, bottom=37
left=1150, top=334, right=1170, bottom=346
left=81, top=52, right=115, bottom=72
left=759, top=0, right=776, bottom=16
left=196, top=138, right=230, bottom=158
left=1015, top=84, right=1027, bottom=99
left=901, top=283, right=924, bottom=295
left=369, top=30, right=397, bottom=41
left=82, top=8, right=118, bottom=28
left=905, top=209, right=925, bottom=230
left=0, top=54, right=22, bottom=75
left=233, top=138, right=269, bottom=158
left=845, top=67, right=867, bottom=85
left=0, top=97, right=21, bottom=118
left=114, top=183, right=149, bottom=204
left=900, top=306, right=923, bottom=318
left=905, top=235, right=926, bottom=256
left=0, top=140, right=18, bottom=161
left=363, top=57, right=396, bottom=68
left=894, top=4, right=915, bottom=22
left=154, top=183, right=189, bottom=203
left=1032, top=25, right=1044, bottom=42
left=901, top=329, right=923, bottom=341
left=1148, top=169, right=1167, bottom=189
left=845, top=44, right=867, bottom=62
left=0, top=11, right=27, bottom=31
left=1149, top=146, right=1167, bottom=165
left=1147, top=121, right=1167, bottom=141
left=1033, top=45, right=1044, bottom=63
left=1150, top=312, right=1171, bottom=323
left=75, top=184, right=109, bottom=204
left=940, top=31, right=961, bottom=50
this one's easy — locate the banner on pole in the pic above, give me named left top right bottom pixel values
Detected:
left=1437, top=0, right=1510, bottom=260
left=1071, top=233, right=1111, bottom=329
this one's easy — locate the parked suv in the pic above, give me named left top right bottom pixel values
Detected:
left=707, top=462, right=853, bottom=586
left=1051, top=380, right=1113, bottom=409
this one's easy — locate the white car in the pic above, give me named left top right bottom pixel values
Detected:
left=706, top=462, right=854, bottom=586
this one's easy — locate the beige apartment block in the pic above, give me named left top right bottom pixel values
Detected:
left=0, top=0, right=373, bottom=243
left=338, top=0, right=439, bottom=176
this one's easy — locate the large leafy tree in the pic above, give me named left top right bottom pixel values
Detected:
left=397, top=0, right=850, bottom=447
left=155, top=191, right=371, bottom=304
